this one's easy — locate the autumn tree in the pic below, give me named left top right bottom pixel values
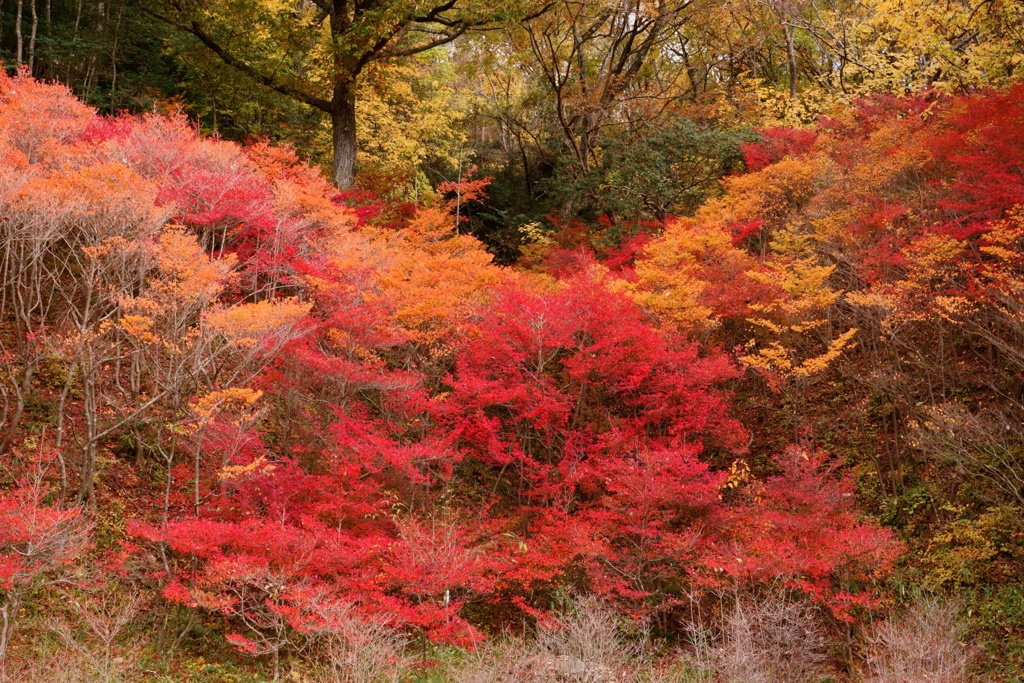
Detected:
left=0, top=71, right=96, bottom=456
left=145, top=0, right=546, bottom=188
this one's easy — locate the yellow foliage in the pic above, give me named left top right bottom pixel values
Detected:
left=205, top=297, right=312, bottom=349
left=721, top=459, right=753, bottom=492
left=925, top=506, right=1022, bottom=589
left=747, top=228, right=839, bottom=319
left=701, top=156, right=830, bottom=235
left=864, top=0, right=1024, bottom=92
left=740, top=327, right=858, bottom=381
left=739, top=225, right=857, bottom=386
left=218, top=456, right=276, bottom=482
left=355, top=58, right=465, bottom=196
left=194, top=387, right=264, bottom=424
left=859, top=207, right=1024, bottom=333
left=844, top=291, right=890, bottom=309
left=754, top=81, right=853, bottom=127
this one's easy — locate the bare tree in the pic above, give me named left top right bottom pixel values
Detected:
left=714, top=590, right=827, bottom=683
left=865, top=599, right=971, bottom=683
left=302, top=600, right=411, bottom=683
left=520, top=0, right=710, bottom=180
left=911, top=402, right=1024, bottom=509
left=0, top=145, right=167, bottom=501
left=48, top=586, right=148, bottom=683
left=452, top=595, right=643, bottom=683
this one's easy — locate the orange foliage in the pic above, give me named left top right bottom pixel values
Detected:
left=319, top=206, right=498, bottom=348
left=620, top=217, right=764, bottom=334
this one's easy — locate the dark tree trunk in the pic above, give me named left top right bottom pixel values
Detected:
left=331, top=82, right=357, bottom=189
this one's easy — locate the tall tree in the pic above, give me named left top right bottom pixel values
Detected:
left=146, top=0, right=543, bottom=188
left=518, top=0, right=712, bottom=178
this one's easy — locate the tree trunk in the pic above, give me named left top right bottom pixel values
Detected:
left=15, top=0, right=23, bottom=64
left=0, top=596, right=18, bottom=674
left=78, top=351, right=98, bottom=508
left=28, top=0, right=37, bottom=72
left=330, top=83, right=357, bottom=189
left=0, top=361, right=35, bottom=455
left=784, top=23, right=798, bottom=99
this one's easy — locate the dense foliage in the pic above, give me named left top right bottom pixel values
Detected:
left=0, top=0, right=1023, bottom=681
left=0, top=69, right=905, bottom=677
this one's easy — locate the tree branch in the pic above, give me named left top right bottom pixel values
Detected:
left=386, top=25, right=469, bottom=58
left=142, top=6, right=333, bottom=112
